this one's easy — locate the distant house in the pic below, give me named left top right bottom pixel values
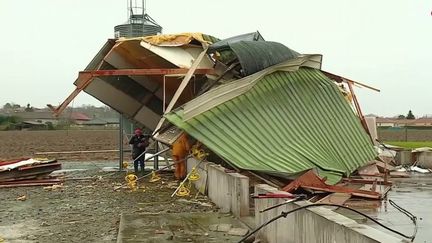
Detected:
left=408, top=118, right=432, bottom=127
left=6, top=111, right=91, bottom=125
left=103, top=118, right=120, bottom=128
left=376, top=117, right=432, bottom=128
left=21, top=120, right=47, bottom=129
left=82, top=117, right=119, bottom=128
left=376, top=117, right=398, bottom=127
left=82, top=117, right=108, bottom=126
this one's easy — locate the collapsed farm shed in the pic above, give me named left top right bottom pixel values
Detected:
left=51, top=31, right=424, bottom=242
left=54, top=32, right=377, bottom=184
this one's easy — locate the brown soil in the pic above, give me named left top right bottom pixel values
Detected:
left=0, top=130, right=121, bottom=161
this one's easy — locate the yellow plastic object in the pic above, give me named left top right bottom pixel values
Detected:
left=125, top=174, right=138, bottom=191
left=189, top=168, right=200, bottom=181
left=191, top=145, right=208, bottom=160
left=196, top=149, right=208, bottom=160
left=122, top=161, right=129, bottom=169
left=149, top=171, right=161, bottom=183
left=176, top=182, right=190, bottom=197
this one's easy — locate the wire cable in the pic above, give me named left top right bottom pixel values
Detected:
left=389, top=199, right=417, bottom=241
left=238, top=202, right=417, bottom=243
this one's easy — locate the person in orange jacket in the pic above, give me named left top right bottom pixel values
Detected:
left=172, top=133, right=190, bottom=180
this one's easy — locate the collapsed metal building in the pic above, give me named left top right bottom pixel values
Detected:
left=54, top=31, right=378, bottom=183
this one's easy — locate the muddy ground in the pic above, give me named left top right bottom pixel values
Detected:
left=0, top=161, right=217, bottom=243
left=0, top=130, right=120, bottom=161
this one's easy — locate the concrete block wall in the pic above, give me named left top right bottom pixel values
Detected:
left=395, top=150, right=412, bottom=166
left=187, top=158, right=249, bottom=217
left=417, top=151, right=432, bottom=169
left=254, top=184, right=405, bottom=243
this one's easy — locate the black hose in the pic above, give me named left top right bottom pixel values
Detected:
left=238, top=202, right=417, bottom=243
left=389, top=199, right=417, bottom=241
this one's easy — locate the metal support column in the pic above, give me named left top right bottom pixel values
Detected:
left=119, top=113, right=124, bottom=171
left=154, top=141, right=159, bottom=170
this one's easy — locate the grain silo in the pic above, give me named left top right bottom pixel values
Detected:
left=114, top=0, right=162, bottom=38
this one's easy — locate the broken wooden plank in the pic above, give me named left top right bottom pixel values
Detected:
left=375, top=160, right=396, bottom=172
left=0, top=181, right=61, bottom=188
left=389, top=171, right=410, bottom=178
left=359, top=172, right=410, bottom=178
left=358, top=184, right=391, bottom=197
left=301, top=185, right=381, bottom=199
left=0, top=163, right=61, bottom=182
left=0, top=158, right=31, bottom=166
left=0, top=178, right=62, bottom=185
left=153, top=47, right=209, bottom=136
left=344, top=199, right=381, bottom=208
left=357, top=164, right=380, bottom=176
left=35, top=150, right=120, bottom=155
left=342, top=178, right=393, bottom=186
left=19, top=162, right=61, bottom=171
left=316, top=193, right=351, bottom=205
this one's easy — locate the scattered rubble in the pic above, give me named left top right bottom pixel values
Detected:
left=16, top=195, right=26, bottom=201
left=0, top=158, right=62, bottom=188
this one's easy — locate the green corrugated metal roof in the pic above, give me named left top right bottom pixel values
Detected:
left=166, top=67, right=376, bottom=184
left=229, top=41, right=300, bottom=76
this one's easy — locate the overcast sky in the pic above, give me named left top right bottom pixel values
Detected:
left=0, top=0, right=431, bottom=117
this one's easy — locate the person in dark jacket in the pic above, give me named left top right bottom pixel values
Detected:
left=129, top=128, right=150, bottom=174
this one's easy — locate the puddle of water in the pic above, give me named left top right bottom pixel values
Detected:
left=362, top=175, right=432, bottom=243
left=118, top=212, right=244, bottom=242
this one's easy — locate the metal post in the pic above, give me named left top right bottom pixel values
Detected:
left=405, top=126, right=408, bottom=142
left=154, top=141, right=159, bottom=170
left=163, top=75, right=166, bottom=113
left=119, top=113, right=124, bottom=171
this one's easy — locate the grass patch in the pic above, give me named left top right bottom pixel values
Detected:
left=385, top=141, right=432, bottom=149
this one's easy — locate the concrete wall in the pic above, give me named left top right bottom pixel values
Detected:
left=417, top=151, right=432, bottom=169
left=186, top=159, right=404, bottom=243
left=187, top=158, right=249, bottom=217
left=395, top=150, right=412, bottom=166
left=254, top=184, right=405, bottom=243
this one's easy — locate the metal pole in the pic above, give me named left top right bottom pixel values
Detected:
left=405, top=126, right=408, bottom=142
left=163, top=75, right=166, bottom=113
left=133, top=146, right=169, bottom=165
left=171, top=159, right=205, bottom=197
left=154, top=141, right=159, bottom=170
left=119, top=114, right=124, bottom=171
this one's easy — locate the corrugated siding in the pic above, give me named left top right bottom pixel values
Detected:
left=230, top=41, right=300, bottom=76
left=166, top=68, right=376, bottom=184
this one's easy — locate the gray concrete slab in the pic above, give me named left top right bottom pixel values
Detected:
left=117, top=212, right=246, bottom=243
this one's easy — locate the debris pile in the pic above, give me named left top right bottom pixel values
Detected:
left=57, top=31, right=399, bottom=205
left=0, top=158, right=62, bottom=188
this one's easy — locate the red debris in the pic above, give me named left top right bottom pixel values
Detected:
left=0, top=158, right=62, bottom=188
left=282, top=170, right=383, bottom=199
